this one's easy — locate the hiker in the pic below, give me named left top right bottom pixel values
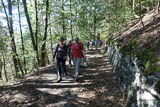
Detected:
left=67, top=40, right=73, bottom=67
left=95, top=38, right=98, bottom=50
left=86, top=40, right=90, bottom=50
left=53, top=37, right=68, bottom=82
left=71, top=37, right=84, bottom=81
left=90, top=40, right=94, bottom=50
left=99, top=40, right=103, bottom=48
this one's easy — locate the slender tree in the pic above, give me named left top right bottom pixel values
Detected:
left=61, top=0, right=65, bottom=38
left=35, top=0, right=39, bottom=54
left=132, top=0, right=135, bottom=14
left=2, top=51, right=8, bottom=81
left=93, top=0, right=96, bottom=40
left=158, top=0, right=160, bottom=10
left=0, top=57, right=2, bottom=79
left=138, top=0, right=145, bottom=30
left=17, top=0, right=26, bottom=74
left=41, top=0, right=49, bottom=66
left=1, top=0, right=22, bottom=76
left=70, top=0, right=73, bottom=40
left=22, top=0, right=40, bottom=66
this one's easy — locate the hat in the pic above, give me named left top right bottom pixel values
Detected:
left=59, top=37, right=65, bottom=41
left=74, top=36, right=79, bottom=41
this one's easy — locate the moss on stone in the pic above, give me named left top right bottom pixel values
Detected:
left=119, top=39, right=137, bottom=56
left=157, top=80, right=160, bottom=93
left=109, top=37, right=160, bottom=76
left=155, top=66, right=160, bottom=72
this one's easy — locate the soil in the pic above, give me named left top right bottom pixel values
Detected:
left=0, top=49, right=124, bottom=107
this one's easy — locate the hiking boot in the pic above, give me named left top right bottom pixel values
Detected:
left=70, top=64, right=72, bottom=67
left=64, top=72, right=67, bottom=77
left=56, top=78, right=62, bottom=82
left=74, top=77, right=78, bottom=82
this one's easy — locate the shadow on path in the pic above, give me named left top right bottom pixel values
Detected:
left=0, top=49, right=124, bottom=107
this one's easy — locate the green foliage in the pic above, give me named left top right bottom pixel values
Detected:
left=155, top=66, right=160, bottom=72
left=118, top=38, right=160, bottom=76
left=119, top=40, right=137, bottom=56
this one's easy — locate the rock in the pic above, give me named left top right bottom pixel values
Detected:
left=108, top=45, right=160, bottom=107
left=154, top=72, right=160, bottom=79
left=146, top=75, right=159, bottom=87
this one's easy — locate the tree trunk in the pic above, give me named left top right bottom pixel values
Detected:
left=158, top=0, right=160, bottom=11
left=22, top=0, right=40, bottom=66
left=17, top=0, right=27, bottom=74
left=50, top=28, right=54, bottom=58
left=139, top=0, right=145, bottom=30
left=93, top=0, right=96, bottom=41
left=62, top=0, right=65, bottom=38
left=35, top=0, right=38, bottom=47
left=132, top=0, right=135, bottom=14
left=1, top=0, right=20, bottom=76
left=34, top=0, right=40, bottom=66
left=2, top=51, right=8, bottom=82
left=40, top=0, right=49, bottom=67
left=70, top=0, right=73, bottom=40
left=0, top=57, right=2, bottom=79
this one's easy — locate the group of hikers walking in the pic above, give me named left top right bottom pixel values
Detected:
left=53, top=36, right=84, bottom=82
left=53, top=36, right=103, bottom=82
left=86, top=39, right=103, bottom=50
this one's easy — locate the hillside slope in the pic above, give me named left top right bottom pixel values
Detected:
left=112, top=9, right=160, bottom=75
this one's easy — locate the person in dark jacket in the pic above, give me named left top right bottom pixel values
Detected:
left=53, top=37, right=67, bottom=82
left=87, top=40, right=90, bottom=50
left=67, top=40, right=73, bottom=67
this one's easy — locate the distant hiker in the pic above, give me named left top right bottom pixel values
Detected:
left=53, top=37, right=67, bottom=82
left=99, top=40, right=103, bottom=48
left=90, top=40, right=94, bottom=50
left=95, top=38, right=98, bottom=50
left=87, top=40, right=90, bottom=50
left=67, top=40, right=73, bottom=67
left=71, top=36, right=84, bottom=81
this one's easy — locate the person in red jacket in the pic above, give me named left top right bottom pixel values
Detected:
left=71, top=36, right=84, bottom=81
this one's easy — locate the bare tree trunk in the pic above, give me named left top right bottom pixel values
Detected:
left=93, top=0, right=96, bottom=41
left=139, top=0, right=145, bottom=30
left=50, top=28, right=54, bottom=58
left=62, top=0, right=66, bottom=38
left=158, top=0, right=160, bottom=11
left=152, top=0, right=155, bottom=8
left=17, top=0, right=27, bottom=74
left=70, top=0, right=73, bottom=40
left=1, top=0, right=20, bottom=76
left=22, top=0, right=40, bottom=66
left=0, top=57, right=2, bottom=79
left=34, top=0, right=40, bottom=66
left=2, top=51, right=8, bottom=82
left=8, top=0, right=24, bottom=76
left=35, top=0, right=38, bottom=47
left=75, top=4, right=78, bottom=35
left=41, top=0, right=49, bottom=67
left=132, top=0, right=135, bottom=14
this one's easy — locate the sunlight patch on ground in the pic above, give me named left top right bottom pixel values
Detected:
left=11, top=93, right=27, bottom=103
left=86, top=54, right=102, bottom=58
left=36, top=88, right=64, bottom=95
left=77, top=91, right=95, bottom=99
left=27, top=76, right=41, bottom=80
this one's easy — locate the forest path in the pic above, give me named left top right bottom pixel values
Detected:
left=0, top=49, right=124, bottom=107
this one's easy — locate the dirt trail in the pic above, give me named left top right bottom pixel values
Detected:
left=0, top=49, right=124, bottom=107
